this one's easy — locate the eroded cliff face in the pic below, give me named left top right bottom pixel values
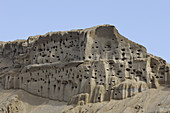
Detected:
left=0, top=25, right=169, bottom=106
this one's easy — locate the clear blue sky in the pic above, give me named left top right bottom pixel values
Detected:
left=0, top=0, right=170, bottom=63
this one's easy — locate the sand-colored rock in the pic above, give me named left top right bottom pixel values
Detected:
left=0, top=24, right=169, bottom=113
left=0, top=84, right=169, bottom=113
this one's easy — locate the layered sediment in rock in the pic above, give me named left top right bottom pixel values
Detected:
left=0, top=25, right=169, bottom=106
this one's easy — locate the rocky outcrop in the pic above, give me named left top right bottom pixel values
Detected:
left=0, top=95, right=22, bottom=113
left=0, top=24, right=169, bottom=106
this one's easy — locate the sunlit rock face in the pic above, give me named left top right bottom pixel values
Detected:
left=0, top=25, right=169, bottom=105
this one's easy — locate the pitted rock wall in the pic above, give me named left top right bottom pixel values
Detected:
left=0, top=25, right=169, bottom=105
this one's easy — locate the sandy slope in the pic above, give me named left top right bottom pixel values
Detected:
left=0, top=84, right=170, bottom=113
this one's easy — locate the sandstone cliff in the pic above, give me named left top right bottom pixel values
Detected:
left=0, top=25, right=169, bottom=113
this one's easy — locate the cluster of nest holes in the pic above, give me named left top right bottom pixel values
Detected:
left=31, top=33, right=84, bottom=64
left=129, top=46, right=143, bottom=58
left=32, top=37, right=145, bottom=63
left=154, top=74, right=164, bottom=79
left=90, top=41, right=116, bottom=59
left=22, top=65, right=93, bottom=90
left=91, top=41, right=99, bottom=49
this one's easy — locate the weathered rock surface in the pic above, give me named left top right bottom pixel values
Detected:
left=0, top=24, right=169, bottom=113
left=0, top=84, right=169, bottom=113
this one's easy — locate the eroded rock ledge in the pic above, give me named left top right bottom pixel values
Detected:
left=0, top=24, right=169, bottom=106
